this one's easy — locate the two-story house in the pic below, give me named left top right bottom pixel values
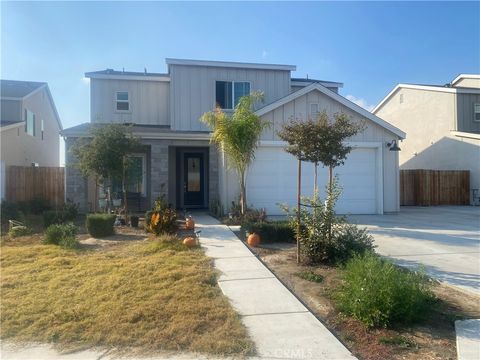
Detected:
left=373, top=74, right=480, bottom=204
left=1, top=80, right=62, bottom=167
left=62, top=58, right=405, bottom=215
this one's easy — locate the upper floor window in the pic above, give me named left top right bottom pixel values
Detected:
left=24, top=109, right=35, bottom=136
left=310, top=103, right=319, bottom=119
left=215, top=81, right=250, bottom=110
left=116, top=91, right=130, bottom=111
left=474, top=103, right=480, bottom=122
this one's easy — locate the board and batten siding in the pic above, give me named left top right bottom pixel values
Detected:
left=169, top=64, right=292, bottom=131
left=90, top=78, right=169, bottom=126
left=456, top=93, right=480, bottom=133
left=219, top=88, right=401, bottom=213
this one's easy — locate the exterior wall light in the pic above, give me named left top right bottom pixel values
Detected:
left=386, top=139, right=401, bottom=151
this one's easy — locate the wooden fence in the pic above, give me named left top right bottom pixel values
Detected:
left=400, top=170, right=470, bottom=206
left=4, top=166, right=64, bottom=208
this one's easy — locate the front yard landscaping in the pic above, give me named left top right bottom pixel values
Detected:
left=247, top=243, right=479, bottom=360
left=0, top=227, right=253, bottom=356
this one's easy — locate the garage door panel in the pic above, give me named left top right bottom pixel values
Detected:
left=247, top=146, right=379, bottom=215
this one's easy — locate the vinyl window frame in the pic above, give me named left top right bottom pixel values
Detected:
left=115, top=91, right=130, bottom=113
left=474, top=103, right=480, bottom=122
left=214, top=80, right=251, bottom=110
left=24, top=109, right=35, bottom=137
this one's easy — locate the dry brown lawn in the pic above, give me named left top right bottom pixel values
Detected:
left=0, top=234, right=253, bottom=356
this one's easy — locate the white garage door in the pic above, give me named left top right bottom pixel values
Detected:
left=247, top=146, right=380, bottom=215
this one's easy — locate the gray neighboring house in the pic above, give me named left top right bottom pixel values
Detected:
left=373, top=74, right=480, bottom=204
left=62, top=58, right=405, bottom=215
left=1, top=80, right=62, bottom=167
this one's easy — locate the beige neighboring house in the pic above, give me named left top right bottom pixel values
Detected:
left=1, top=80, right=62, bottom=167
left=373, top=74, right=480, bottom=204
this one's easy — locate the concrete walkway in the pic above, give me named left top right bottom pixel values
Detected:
left=455, top=319, right=480, bottom=360
left=196, top=214, right=355, bottom=360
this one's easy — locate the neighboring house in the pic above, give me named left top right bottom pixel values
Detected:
left=373, top=74, right=480, bottom=204
left=1, top=80, right=62, bottom=167
left=62, top=58, right=405, bottom=215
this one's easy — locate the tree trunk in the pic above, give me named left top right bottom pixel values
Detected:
left=122, top=156, right=129, bottom=224
left=327, top=166, right=333, bottom=241
left=106, top=179, right=112, bottom=214
left=239, top=171, right=246, bottom=215
left=296, top=159, right=302, bottom=264
left=314, top=162, right=318, bottom=195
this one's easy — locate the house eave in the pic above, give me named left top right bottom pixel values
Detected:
left=165, top=58, right=296, bottom=71
left=85, top=73, right=171, bottom=82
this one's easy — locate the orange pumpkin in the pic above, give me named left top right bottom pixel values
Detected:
left=247, top=233, right=260, bottom=247
left=185, top=216, right=195, bottom=230
left=183, top=237, right=197, bottom=248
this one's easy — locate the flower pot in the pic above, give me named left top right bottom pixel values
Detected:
left=130, top=216, right=139, bottom=228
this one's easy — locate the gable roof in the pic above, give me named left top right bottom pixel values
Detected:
left=1, top=80, right=46, bottom=99
left=255, top=83, right=406, bottom=139
left=291, top=77, right=344, bottom=88
left=451, top=74, right=480, bottom=86
left=372, top=83, right=480, bottom=113
left=0, top=80, right=62, bottom=130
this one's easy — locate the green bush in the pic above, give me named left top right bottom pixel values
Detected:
left=335, top=253, right=435, bottom=328
left=328, top=224, right=375, bottom=264
left=241, top=221, right=295, bottom=243
left=43, top=210, right=64, bottom=228
left=44, top=224, right=78, bottom=248
left=62, top=200, right=79, bottom=221
left=86, top=214, right=116, bottom=238
left=1, top=201, right=22, bottom=226
left=18, top=198, right=51, bottom=215
left=8, top=225, right=31, bottom=238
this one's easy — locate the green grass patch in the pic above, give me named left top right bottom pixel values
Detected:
left=294, top=270, right=324, bottom=283
left=0, top=235, right=253, bottom=355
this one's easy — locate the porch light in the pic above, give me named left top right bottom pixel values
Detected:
left=386, top=139, right=401, bottom=151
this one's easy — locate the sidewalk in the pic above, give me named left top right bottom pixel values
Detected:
left=196, top=214, right=356, bottom=360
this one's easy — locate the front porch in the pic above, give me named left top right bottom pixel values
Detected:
left=72, top=138, right=219, bottom=213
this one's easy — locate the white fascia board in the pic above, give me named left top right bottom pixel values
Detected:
left=291, top=81, right=344, bottom=88
left=373, top=83, right=480, bottom=113
left=165, top=58, right=296, bottom=71
left=63, top=130, right=211, bottom=141
left=85, top=73, right=171, bottom=82
left=451, top=74, right=480, bottom=86
left=0, top=122, right=23, bottom=132
left=256, top=83, right=406, bottom=139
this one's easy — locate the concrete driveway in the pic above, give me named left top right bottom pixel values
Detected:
left=349, top=206, right=480, bottom=296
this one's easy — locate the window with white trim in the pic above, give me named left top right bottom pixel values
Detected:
left=310, top=103, right=319, bottom=119
left=474, top=103, right=480, bottom=122
left=116, top=91, right=130, bottom=111
left=25, top=109, right=35, bottom=136
left=215, top=81, right=250, bottom=109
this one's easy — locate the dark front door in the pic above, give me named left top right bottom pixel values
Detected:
left=183, top=152, right=204, bottom=207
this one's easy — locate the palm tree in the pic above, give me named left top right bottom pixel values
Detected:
left=201, top=91, right=269, bottom=215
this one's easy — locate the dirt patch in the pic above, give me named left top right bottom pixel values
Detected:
left=249, top=245, right=478, bottom=360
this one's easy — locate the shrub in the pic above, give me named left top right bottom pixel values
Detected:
left=146, top=209, right=178, bottom=235
left=86, top=214, right=116, bottom=238
left=8, top=225, right=31, bottom=238
left=335, top=253, right=435, bottom=328
left=44, top=224, right=78, bottom=248
left=328, top=224, right=375, bottom=264
left=43, top=210, right=64, bottom=228
left=62, top=200, right=79, bottom=221
left=18, top=198, right=51, bottom=215
left=225, top=201, right=267, bottom=225
left=1, top=201, right=21, bottom=226
left=241, top=221, right=295, bottom=243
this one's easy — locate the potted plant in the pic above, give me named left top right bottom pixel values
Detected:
left=130, top=215, right=139, bottom=228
